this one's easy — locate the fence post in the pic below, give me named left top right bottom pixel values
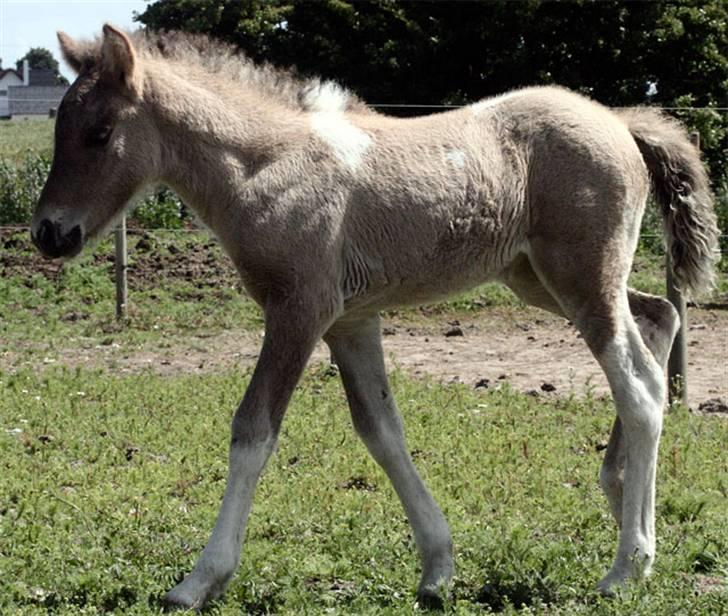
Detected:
left=666, top=132, right=698, bottom=407
left=114, top=215, right=128, bottom=320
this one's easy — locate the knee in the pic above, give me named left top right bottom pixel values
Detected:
left=620, top=406, right=663, bottom=442
left=231, top=401, right=278, bottom=445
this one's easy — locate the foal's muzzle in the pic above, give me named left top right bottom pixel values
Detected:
left=31, top=219, right=83, bottom=259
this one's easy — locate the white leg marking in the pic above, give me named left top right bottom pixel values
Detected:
left=600, top=417, right=625, bottom=527
left=164, top=438, right=275, bottom=608
left=597, top=319, right=665, bottom=593
left=600, top=294, right=679, bottom=531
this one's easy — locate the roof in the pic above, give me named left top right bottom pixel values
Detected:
left=0, top=68, right=23, bottom=81
left=29, top=69, right=58, bottom=86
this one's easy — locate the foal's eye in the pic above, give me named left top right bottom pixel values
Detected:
left=86, top=126, right=113, bottom=147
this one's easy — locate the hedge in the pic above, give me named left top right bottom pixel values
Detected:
left=0, top=153, right=188, bottom=229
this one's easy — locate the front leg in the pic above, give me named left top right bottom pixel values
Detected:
left=164, top=303, right=326, bottom=609
left=326, top=316, right=454, bottom=606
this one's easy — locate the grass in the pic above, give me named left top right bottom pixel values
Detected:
left=0, top=367, right=726, bottom=615
left=0, top=230, right=263, bottom=360
left=0, top=119, right=54, bottom=163
left=1, top=232, right=727, bottom=614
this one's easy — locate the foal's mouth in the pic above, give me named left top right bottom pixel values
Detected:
left=31, top=221, right=84, bottom=260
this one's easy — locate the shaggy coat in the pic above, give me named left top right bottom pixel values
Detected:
left=31, top=26, right=719, bottom=609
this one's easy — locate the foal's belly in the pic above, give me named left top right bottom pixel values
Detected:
left=341, top=248, right=509, bottom=315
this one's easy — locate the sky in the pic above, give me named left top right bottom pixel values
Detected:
left=0, top=0, right=148, bottom=81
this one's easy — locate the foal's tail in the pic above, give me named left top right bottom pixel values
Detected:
left=618, top=108, right=719, bottom=296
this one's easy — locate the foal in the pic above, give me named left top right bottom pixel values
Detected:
left=31, top=26, right=718, bottom=608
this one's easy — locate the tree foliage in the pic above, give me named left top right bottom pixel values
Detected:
left=136, top=0, right=726, bottom=184
left=15, top=47, right=69, bottom=85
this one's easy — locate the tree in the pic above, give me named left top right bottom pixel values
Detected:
left=136, top=0, right=726, bottom=185
left=15, top=47, right=69, bottom=85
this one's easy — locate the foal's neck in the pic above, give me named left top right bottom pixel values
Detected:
left=146, top=62, right=307, bottom=239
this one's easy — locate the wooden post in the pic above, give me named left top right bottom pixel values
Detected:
left=114, top=215, right=128, bottom=320
left=666, top=132, right=698, bottom=406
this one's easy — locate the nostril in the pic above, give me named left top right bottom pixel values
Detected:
left=68, top=225, right=82, bottom=245
left=33, top=219, right=54, bottom=248
left=33, top=219, right=67, bottom=257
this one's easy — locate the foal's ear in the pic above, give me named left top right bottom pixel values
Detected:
left=101, top=24, right=143, bottom=99
left=57, top=31, right=85, bottom=74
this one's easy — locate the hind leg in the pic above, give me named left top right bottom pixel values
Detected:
left=506, top=241, right=676, bottom=591
left=506, top=258, right=678, bottom=532
left=592, top=310, right=667, bottom=592
left=599, top=291, right=679, bottom=528
left=524, top=232, right=669, bottom=595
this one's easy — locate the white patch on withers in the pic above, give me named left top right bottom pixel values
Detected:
left=311, top=112, right=373, bottom=172
left=301, top=80, right=350, bottom=112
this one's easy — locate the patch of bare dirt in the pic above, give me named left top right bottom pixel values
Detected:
left=123, top=231, right=240, bottom=292
left=4, top=306, right=725, bottom=411
left=1, top=229, right=242, bottom=292
left=385, top=309, right=727, bottom=407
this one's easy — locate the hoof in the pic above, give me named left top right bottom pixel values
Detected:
left=416, top=589, right=445, bottom=611
left=163, top=575, right=225, bottom=612
left=416, top=555, right=453, bottom=611
left=597, top=554, right=652, bottom=597
left=416, top=578, right=450, bottom=611
left=162, top=587, right=205, bottom=612
left=596, top=570, right=629, bottom=597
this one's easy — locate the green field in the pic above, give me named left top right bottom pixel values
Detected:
left=1, top=364, right=726, bottom=615
left=1, top=118, right=726, bottom=614
left=0, top=119, right=54, bottom=162
left=1, top=230, right=727, bottom=615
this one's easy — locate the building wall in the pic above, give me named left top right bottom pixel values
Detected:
left=8, top=85, right=67, bottom=117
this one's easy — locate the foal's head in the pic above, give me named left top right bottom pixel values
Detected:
left=32, top=25, right=157, bottom=259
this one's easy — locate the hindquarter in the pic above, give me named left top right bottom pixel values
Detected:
left=523, top=105, right=650, bottom=305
